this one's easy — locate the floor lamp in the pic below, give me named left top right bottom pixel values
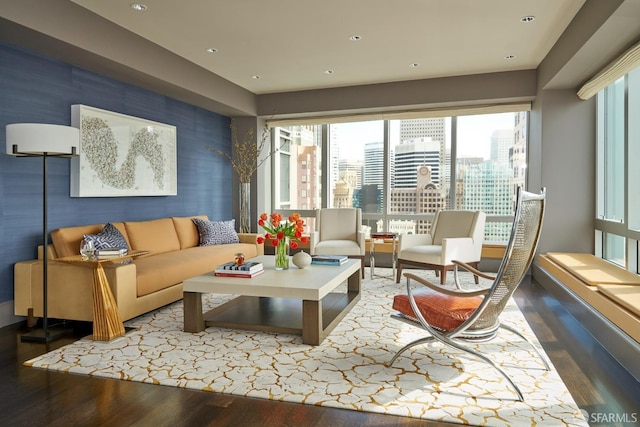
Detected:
left=6, top=123, right=79, bottom=343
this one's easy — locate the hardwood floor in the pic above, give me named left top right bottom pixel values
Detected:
left=2, top=276, right=639, bottom=427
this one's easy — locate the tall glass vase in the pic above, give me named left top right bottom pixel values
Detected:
left=275, top=237, right=290, bottom=270
left=239, top=182, right=251, bottom=233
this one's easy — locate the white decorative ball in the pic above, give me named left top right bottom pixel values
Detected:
left=292, top=251, right=312, bottom=269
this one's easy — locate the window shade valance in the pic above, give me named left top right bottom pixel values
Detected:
left=266, top=102, right=531, bottom=128
left=577, top=39, right=640, bottom=100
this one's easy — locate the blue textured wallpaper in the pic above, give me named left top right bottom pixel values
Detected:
left=0, top=42, right=232, bottom=305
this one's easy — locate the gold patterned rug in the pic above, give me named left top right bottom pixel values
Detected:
left=26, top=269, right=587, bottom=426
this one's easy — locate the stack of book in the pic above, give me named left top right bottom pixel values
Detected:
left=311, top=255, right=348, bottom=266
left=95, top=247, right=128, bottom=258
left=214, top=261, right=264, bottom=278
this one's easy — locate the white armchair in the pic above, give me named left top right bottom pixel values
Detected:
left=310, top=208, right=366, bottom=278
left=396, top=210, right=486, bottom=284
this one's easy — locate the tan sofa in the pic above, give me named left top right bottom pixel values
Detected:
left=14, top=215, right=263, bottom=323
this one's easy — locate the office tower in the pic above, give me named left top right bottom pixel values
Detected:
left=512, top=111, right=527, bottom=196
left=338, top=159, right=363, bottom=189
left=400, top=118, right=445, bottom=143
left=362, top=141, right=394, bottom=213
left=394, top=137, right=441, bottom=189
left=490, top=129, right=514, bottom=166
left=462, top=161, right=513, bottom=241
left=399, top=118, right=447, bottom=193
left=363, top=141, right=384, bottom=186
left=455, top=157, right=484, bottom=209
left=389, top=165, right=446, bottom=234
left=273, top=125, right=320, bottom=210
left=328, top=125, right=340, bottom=203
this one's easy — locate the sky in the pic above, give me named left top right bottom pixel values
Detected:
left=333, top=113, right=516, bottom=160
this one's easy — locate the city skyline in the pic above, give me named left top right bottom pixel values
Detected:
left=333, top=113, right=516, bottom=161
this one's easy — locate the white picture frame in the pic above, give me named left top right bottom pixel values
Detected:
left=70, top=104, right=177, bottom=197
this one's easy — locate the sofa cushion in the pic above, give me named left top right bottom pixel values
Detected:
left=193, top=218, right=240, bottom=246
left=83, top=223, right=129, bottom=250
left=134, top=243, right=259, bottom=297
left=124, top=218, right=180, bottom=255
left=172, top=215, right=208, bottom=249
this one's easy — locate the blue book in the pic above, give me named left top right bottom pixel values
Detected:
left=311, top=255, right=348, bottom=265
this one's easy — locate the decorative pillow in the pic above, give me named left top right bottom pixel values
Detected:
left=193, top=218, right=240, bottom=246
left=83, top=223, right=129, bottom=250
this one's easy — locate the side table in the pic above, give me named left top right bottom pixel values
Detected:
left=57, top=250, right=148, bottom=341
left=369, top=232, right=398, bottom=279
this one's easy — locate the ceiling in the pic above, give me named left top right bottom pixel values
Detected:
left=69, top=0, right=586, bottom=95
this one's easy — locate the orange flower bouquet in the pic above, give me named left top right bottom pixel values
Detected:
left=257, top=212, right=309, bottom=270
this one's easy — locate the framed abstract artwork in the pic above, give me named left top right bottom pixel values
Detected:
left=70, top=105, right=177, bottom=197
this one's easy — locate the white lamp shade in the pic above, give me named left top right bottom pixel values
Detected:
left=6, top=123, right=79, bottom=156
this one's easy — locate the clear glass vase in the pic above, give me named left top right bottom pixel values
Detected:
left=239, top=182, right=251, bottom=233
left=275, top=237, right=290, bottom=270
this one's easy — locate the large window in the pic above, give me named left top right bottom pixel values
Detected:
left=271, top=110, right=527, bottom=243
left=596, top=66, right=640, bottom=271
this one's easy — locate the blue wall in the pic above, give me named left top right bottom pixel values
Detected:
left=0, top=42, right=232, bottom=306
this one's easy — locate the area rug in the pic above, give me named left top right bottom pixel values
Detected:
left=26, top=268, right=587, bottom=426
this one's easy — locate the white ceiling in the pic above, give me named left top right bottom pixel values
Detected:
left=69, top=0, right=586, bottom=95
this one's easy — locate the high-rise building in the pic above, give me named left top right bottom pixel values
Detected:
left=328, top=125, right=340, bottom=204
left=490, top=129, right=514, bottom=166
left=400, top=118, right=445, bottom=143
left=338, top=159, right=363, bottom=189
left=462, top=161, right=513, bottom=241
left=362, top=141, right=394, bottom=213
left=394, top=137, right=441, bottom=189
left=389, top=165, right=446, bottom=234
left=273, top=125, right=320, bottom=210
left=512, top=111, right=527, bottom=196
left=363, top=141, right=384, bottom=187
left=399, top=117, right=448, bottom=194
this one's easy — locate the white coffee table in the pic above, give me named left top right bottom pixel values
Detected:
left=182, top=255, right=361, bottom=345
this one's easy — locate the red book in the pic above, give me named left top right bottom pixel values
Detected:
left=213, top=269, right=265, bottom=278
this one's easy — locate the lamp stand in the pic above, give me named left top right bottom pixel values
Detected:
left=20, top=152, right=73, bottom=344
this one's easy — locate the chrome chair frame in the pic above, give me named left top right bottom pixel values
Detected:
left=387, top=187, right=549, bottom=401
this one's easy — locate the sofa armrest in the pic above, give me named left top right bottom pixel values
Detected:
left=238, top=233, right=264, bottom=256
left=14, top=258, right=137, bottom=322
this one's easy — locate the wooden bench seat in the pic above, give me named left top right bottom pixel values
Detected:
left=538, top=252, right=640, bottom=343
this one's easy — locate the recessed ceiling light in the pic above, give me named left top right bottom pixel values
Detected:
left=324, top=69, right=334, bottom=74
left=410, top=63, right=419, bottom=68
left=206, top=48, right=218, bottom=53
left=130, top=3, right=147, bottom=11
left=505, top=55, right=516, bottom=60
left=520, top=16, right=535, bottom=23
left=252, top=75, right=261, bottom=79
left=349, top=35, right=362, bottom=41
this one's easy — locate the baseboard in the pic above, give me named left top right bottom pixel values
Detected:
left=532, top=262, right=640, bottom=383
left=0, top=300, right=23, bottom=328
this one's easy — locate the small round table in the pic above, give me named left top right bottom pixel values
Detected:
left=369, top=232, right=398, bottom=279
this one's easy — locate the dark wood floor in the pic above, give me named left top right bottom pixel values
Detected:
left=2, top=276, right=639, bottom=427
